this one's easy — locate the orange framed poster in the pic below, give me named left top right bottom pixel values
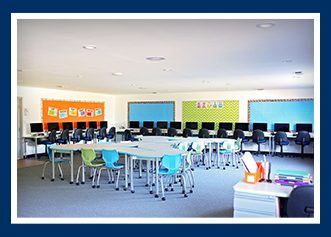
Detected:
left=41, top=98, right=105, bottom=130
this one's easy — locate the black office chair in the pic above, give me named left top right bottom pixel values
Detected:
left=233, top=129, right=249, bottom=152
left=217, top=128, right=228, bottom=138
left=167, top=127, right=178, bottom=137
left=183, top=128, right=193, bottom=138
left=82, top=127, right=95, bottom=144
left=198, top=128, right=210, bottom=138
left=38, top=130, right=57, bottom=156
left=97, top=127, right=107, bottom=142
left=151, top=127, right=162, bottom=136
left=274, top=131, right=289, bottom=157
left=106, top=127, right=116, bottom=142
left=71, top=128, right=82, bottom=144
left=140, top=127, right=150, bottom=136
left=287, top=185, right=314, bottom=217
left=295, top=131, right=311, bottom=158
left=123, top=129, right=135, bottom=141
left=252, top=129, right=267, bottom=156
left=56, top=129, right=69, bottom=145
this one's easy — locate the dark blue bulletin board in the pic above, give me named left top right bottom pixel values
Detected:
left=248, top=99, right=314, bottom=131
left=128, top=101, right=175, bottom=127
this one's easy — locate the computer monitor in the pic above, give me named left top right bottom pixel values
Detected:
left=129, top=121, right=140, bottom=128
left=143, top=121, right=154, bottom=129
left=202, top=122, right=215, bottom=130
left=30, top=123, right=43, bottom=134
left=47, top=122, right=59, bottom=131
left=89, top=121, right=97, bottom=129
left=219, top=122, right=233, bottom=130
left=157, top=121, right=168, bottom=129
left=274, top=123, right=290, bottom=132
left=62, top=122, right=73, bottom=131
left=100, top=121, right=108, bottom=128
left=235, top=122, right=249, bottom=131
left=186, top=122, right=198, bottom=130
left=77, top=122, right=86, bottom=129
left=296, top=123, right=313, bottom=132
left=170, top=121, right=182, bottom=129
left=253, top=123, right=268, bottom=131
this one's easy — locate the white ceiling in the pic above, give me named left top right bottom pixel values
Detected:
left=16, top=18, right=315, bottom=95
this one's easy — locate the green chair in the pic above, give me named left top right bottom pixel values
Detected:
left=219, top=139, right=236, bottom=170
left=179, top=152, right=195, bottom=192
left=233, top=137, right=242, bottom=169
left=76, top=148, right=105, bottom=188
left=191, top=140, right=205, bottom=168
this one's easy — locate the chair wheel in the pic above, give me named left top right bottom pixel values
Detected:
left=223, top=167, right=226, bottom=170
left=190, top=190, right=193, bottom=193
left=41, top=177, right=44, bottom=180
left=162, top=197, right=166, bottom=201
left=184, top=194, right=188, bottom=198
left=171, top=188, right=174, bottom=191
left=70, top=181, right=73, bottom=184
left=81, top=182, right=85, bottom=184
left=139, top=176, right=142, bottom=179
left=116, top=188, right=119, bottom=191
left=61, top=178, right=64, bottom=181
left=165, top=188, right=168, bottom=191
left=51, top=179, right=54, bottom=182
left=131, top=190, right=135, bottom=193
left=97, top=185, right=100, bottom=188
left=92, top=185, right=95, bottom=188
left=192, top=185, right=194, bottom=188
left=155, top=194, right=159, bottom=198
left=150, top=190, right=153, bottom=194
left=123, top=188, right=127, bottom=191
left=76, top=183, right=79, bottom=186
left=108, top=181, right=111, bottom=184
left=182, top=190, right=185, bottom=194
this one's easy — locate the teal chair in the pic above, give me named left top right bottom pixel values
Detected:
left=97, top=149, right=125, bottom=190
left=76, top=148, right=105, bottom=188
left=41, top=144, right=70, bottom=181
left=219, top=140, right=236, bottom=170
left=159, top=153, right=187, bottom=201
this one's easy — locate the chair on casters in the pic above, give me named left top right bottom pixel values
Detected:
left=198, top=128, right=210, bottom=138
left=96, top=149, right=125, bottom=190
left=191, top=140, right=205, bottom=168
left=274, top=131, right=289, bottom=157
left=219, top=139, right=236, bottom=170
left=71, top=128, right=82, bottom=144
left=41, top=144, right=70, bottom=181
left=295, top=131, right=311, bottom=158
left=286, top=185, right=314, bottom=217
left=252, top=129, right=267, bottom=156
left=106, top=127, right=116, bottom=142
left=82, top=127, right=95, bottom=144
left=151, top=127, right=162, bottom=136
left=56, top=129, right=69, bottom=144
left=217, top=128, right=228, bottom=138
left=123, top=129, right=135, bottom=141
left=38, top=130, right=57, bottom=157
left=97, top=127, right=107, bottom=142
left=158, top=153, right=187, bottom=201
left=234, top=129, right=249, bottom=152
left=182, top=128, right=193, bottom=138
left=167, top=127, right=178, bottom=137
left=75, top=148, right=105, bottom=188
left=140, top=127, right=150, bottom=136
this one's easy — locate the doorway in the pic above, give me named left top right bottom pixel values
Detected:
left=17, top=97, right=23, bottom=159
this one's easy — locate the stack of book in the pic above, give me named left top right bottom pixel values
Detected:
left=275, top=169, right=313, bottom=186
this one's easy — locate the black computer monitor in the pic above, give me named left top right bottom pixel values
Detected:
left=202, top=122, right=215, bottom=130
left=129, top=121, right=140, bottom=128
left=77, top=122, right=86, bottom=129
left=89, top=121, right=97, bottom=129
left=100, top=121, right=108, bottom=128
left=274, top=123, right=290, bottom=132
left=157, top=121, right=168, bottom=129
left=296, top=123, right=313, bottom=132
left=219, top=122, right=233, bottom=130
left=235, top=122, right=249, bottom=131
left=47, top=122, right=59, bottom=131
left=170, top=121, right=181, bottom=129
left=186, top=122, right=198, bottom=130
left=30, top=123, right=43, bottom=133
left=253, top=123, right=268, bottom=131
left=62, top=122, right=73, bottom=131
left=143, top=121, right=154, bottom=129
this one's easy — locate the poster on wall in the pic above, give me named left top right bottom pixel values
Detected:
left=86, top=109, right=94, bottom=117
left=95, top=108, right=102, bottom=116
left=78, top=108, right=86, bottom=117
left=48, top=107, right=58, bottom=116
left=196, top=101, right=223, bottom=109
left=59, top=109, right=68, bottom=119
left=69, top=107, right=77, bottom=116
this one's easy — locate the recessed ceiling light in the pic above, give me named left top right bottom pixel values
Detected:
left=139, top=87, right=147, bottom=90
left=112, top=72, right=122, bottom=76
left=76, top=75, right=84, bottom=78
left=293, top=71, right=303, bottom=75
left=256, top=23, right=276, bottom=28
left=83, top=45, right=97, bottom=50
left=203, top=80, right=210, bottom=83
left=146, top=57, right=166, bottom=61
left=163, top=68, right=172, bottom=72
left=131, top=84, right=137, bottom=86
left=283, top=60, right=294, bottom=63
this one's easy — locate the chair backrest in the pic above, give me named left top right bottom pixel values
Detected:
left=167, top=127, right=178, bottom=137
left=191, top=140, right=205, bottom=152
left=198, top=128, right=210, bottom=138
left=178, top=141, right=188, bottom=151
left=108, top=127, right=116, bottom=136
left=102, top=149, right=120, bottom=169
left=85, top=127, right=94, bottom=139
left=151, top=127, right=162, bottom=136
left=234, top=129, right=245, bottom=139
left=48, top=130, right=57, bottom=143
left=183, top=128, right=193, bottom=138
left=287, top=185, right=314, bottom=217
left=73, top=128, right=83, bottom=141
left=253, top=129, right=265, bottom=141
left=140, top=127, right=150, bottom=136
left=47, top=144, right=57, bottom=161
left=98, top=127, right=107, bottom=138
left=222, top=139, right=235, bottom=151
left=80, top=148, right=96, bottom=166
left=161, top=153, right=182, bottom=175
left=275, top=131, right=288, bottom=143
left=296, top=131, right=311, bottom=143
left=60, top=129, right=69, bottom=142
left=123, top=129, right=133, bottom=141
left=217, top=128, right=228, bottom=138
left=235, top=137, right=242, bottom=151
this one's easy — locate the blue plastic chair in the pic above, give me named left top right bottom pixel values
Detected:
left=158, top=153, right=187, bottom=201
left=41, top=144, right=70, bottom=181
left=97, top=149, right=125, bottom=190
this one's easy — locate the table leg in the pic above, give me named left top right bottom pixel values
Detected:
left=124, top=154, right=128, bottom=190
left=81, top=157, right=85, bottom=184
left=155, top=158, right=159, bottom=198
left=70, top=150, right=74, bottom=184
left=51, top=149, right=55, bottom=181
left=34, top=137, right=38, bottom=159
left=130, top=156, right=135, bottom=193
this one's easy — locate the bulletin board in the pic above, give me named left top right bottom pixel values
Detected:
left=128, top=101, right=175, bottom=127
left=182, top=100, right=239, bottom=130
left=248, top=99, right=314, bottom=131
left=41, top=98, right=105, bottom=129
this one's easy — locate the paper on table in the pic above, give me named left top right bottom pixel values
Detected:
left=240, top=152, right=258, bottom=173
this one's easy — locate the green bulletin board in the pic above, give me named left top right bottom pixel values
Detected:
left=182, top=100, right=239, bottom=130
